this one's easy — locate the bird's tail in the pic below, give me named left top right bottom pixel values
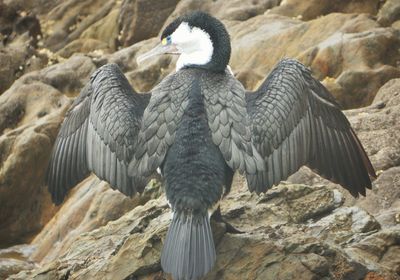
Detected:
left=161, top=211, right=216, bottom=280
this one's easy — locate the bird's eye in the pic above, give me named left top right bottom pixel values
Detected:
left=162, top=36, right=172, bottom=45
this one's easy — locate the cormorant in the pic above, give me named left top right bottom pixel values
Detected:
left=46, top=11, right=376, bottom=280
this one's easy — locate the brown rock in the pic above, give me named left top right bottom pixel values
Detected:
left=118, top=0, right=180, bottom=47
left=0, top=46, right=28, bottom=94
left=0, top=55, right=96, bottom=246
left=8, top=182, right=400, bottom=279
left=0, top=244, right=36, bottom=279
left=9, top=196, right=170, bottom=280
left=290, top=78, right=400, bottom=232
left=3, top=0, right=64, bottom=16
left=42, top=0, right=116, bottom=52
left=31, top=179, right=162, bottom=263
left=1, top=4, right=400, bottom=280
left=268, top=0, right=381, bottom=20
left=56, top=38, right=110, bottom=58
left=229, top=13, right=400, bottom=108
left=165, top=0, right=280, bottom=22
left=378, top=0, right=400, bottom=26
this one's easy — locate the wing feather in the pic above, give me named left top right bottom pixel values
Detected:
left=46, top=64, right=149, bottom=204
left=128, top=71, right=192, bottom=177
left=202, top=72, right=265, bottom=175
left=246, top=59, right=376, bottom=196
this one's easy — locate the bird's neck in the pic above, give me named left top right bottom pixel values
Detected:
left=176, top=39, right=214, bottom=71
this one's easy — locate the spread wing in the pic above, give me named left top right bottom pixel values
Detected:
left=246, top=59, right=376, bottom=197
left=46, top=63, right=150, bottom=204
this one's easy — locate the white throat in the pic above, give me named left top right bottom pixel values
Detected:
left=170, top=22, right=214, bottom=71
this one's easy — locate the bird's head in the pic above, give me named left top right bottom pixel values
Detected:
left=137, top=11, right=231, bottom=73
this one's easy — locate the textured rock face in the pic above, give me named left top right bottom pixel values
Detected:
left=229, top=13, right=400, bottom=108
left=268, top=0, right=381, bottom=20
left=1, top=0, right=400, bottom=279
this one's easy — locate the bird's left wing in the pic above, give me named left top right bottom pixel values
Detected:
left=246, top=59, right=376, bottom=196
left=46, top=64, right=150, bottom=204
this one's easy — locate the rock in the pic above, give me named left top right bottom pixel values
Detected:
left=0, top=244, right=36, bottom=279
left=1, top=3, right=400, bottom=280
left=290, top=78, right=400, bottom=229
left=7, top=182, right=400, bottom=279
left=3, top=0, right=63, bottom=16
left=79, top=7, right=120, bottom=52
left=377, top=0, right=400, bottom=26
left=165, top=0, right=280, bottom=22
left=118, top=0, right=180, bottom=47
left=346, top=230, right=400, bottom=275
left=0, top=1, right=17, bottom=39
left=56, top=38, right=110, bottom=58
left=41, top=0, right=116, bottom=52
left=9, top=196, right=171, bottom=280
left=229, top=13, right=400, bottom=108
left=30, top=179, right=162, bottom=264
left=308, top=206, right=381, bottom=244
left=0, top=55, right=96, bottom=246
left=0, top=258, right=36, bottom=280
left=0, top=46, right=29, bottom=94
left=267, top=0, right=381, bottom=20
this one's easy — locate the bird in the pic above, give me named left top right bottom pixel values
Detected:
left=46, top=11, right=376, bottom=280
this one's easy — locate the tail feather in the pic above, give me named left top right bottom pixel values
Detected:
left=161, top=212, right=216, bottom=280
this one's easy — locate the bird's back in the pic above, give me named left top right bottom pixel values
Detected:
left=162, top=69, right=232, bottom=214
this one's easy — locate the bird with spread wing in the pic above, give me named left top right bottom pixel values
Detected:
left=46, top=11, right=376, bottom=280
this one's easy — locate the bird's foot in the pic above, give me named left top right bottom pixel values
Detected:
left=211, top=206, right=243, bottom=234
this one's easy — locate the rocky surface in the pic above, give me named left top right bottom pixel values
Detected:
left=0, top=0, right=399, bottom=279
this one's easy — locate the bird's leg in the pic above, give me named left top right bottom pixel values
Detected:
left=211, top=206, right=243, bottom=234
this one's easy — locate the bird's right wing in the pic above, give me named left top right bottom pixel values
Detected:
left=246, top=59, right=376, bottom=196
left=46, top=64, right=150, bottom=204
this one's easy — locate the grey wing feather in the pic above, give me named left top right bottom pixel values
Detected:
left=46, top=63, right=150, bottom=204
left=46, top=84, right=91, bottom=204
left=246, top=58, right=376, bottom=197
left=128, top=71, right=191, bottom=177
left=202, top=72, right=264, bottom=175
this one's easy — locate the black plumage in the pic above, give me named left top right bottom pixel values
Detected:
left=46, top=11, right=375, bottom=280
